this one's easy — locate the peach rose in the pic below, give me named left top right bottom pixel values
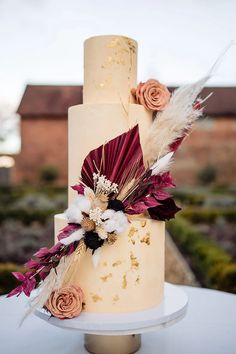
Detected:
left=45, top=285, right=84, bottom=319
left=131, top=79, right=170, bottom=112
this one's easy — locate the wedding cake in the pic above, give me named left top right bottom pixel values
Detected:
left=8, top=35, right=208, bottom=320
left=54, top=35, right=165, bottom=313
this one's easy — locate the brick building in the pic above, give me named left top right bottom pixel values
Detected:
left=13, top=85, right=236, bottom=186
left=13, top=85, right=82, bottom=185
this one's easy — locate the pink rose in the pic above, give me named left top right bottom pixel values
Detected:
left=45, top=285, right=84, bottom=319
left=131, top=79, right=170, bottom=112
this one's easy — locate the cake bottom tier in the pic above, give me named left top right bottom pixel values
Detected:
left=54, top=214, right=165, bottom=313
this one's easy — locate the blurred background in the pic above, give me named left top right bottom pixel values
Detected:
left=0, top=0, right=235, bottom=294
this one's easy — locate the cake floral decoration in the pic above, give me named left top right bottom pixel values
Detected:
left=45, top=285, right=84, bottom=319
left=131, top=79, right=171, bottom=112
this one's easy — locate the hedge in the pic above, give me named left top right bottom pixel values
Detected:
left=0, top=207, right=56, bottom=225
left=179, top=207, right=236, bottom=223
left=0, top=263, right=26, bottom=295
left=167, top=217, right=236, bottom=293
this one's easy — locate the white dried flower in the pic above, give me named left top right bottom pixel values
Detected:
left=93, top=173, right=119, bottom=195
left=102, top=209, right=115, bottom=220
left=96, top=226, right=108, bottom=240
left=103, top=210, right=129, bottom=234
left=89, top=207, right=103, bottom=226
left=84, top=187, right=96, bottom=202
left=65, top=204, right=83, bottom=224
left=74, top=195, right=91, bottom=214
left=103, top=219, right=117, bottom=233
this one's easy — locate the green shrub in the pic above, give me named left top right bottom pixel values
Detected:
left=0, top=263, right=26, bottom=295
left=198, top=165, right=217, bottom=185
left=0, top=207, right=55, bottom=224
left=167, top=217, right=236, bottom=293
left=179, top=207, right=236, bottom=223
left=40, top=165, right=59, bottom=184
left=172, top=190, right=206, bottom=206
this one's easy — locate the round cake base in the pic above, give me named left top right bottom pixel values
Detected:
left=84, top=334, right=141, bottom=354
left=35, top=283, right=188, bottom=354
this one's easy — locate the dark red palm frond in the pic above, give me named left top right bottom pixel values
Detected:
left=81, top=125, right=145, bottom=189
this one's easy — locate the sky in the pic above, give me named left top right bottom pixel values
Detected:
left=0, top=0, right=236, bottom=152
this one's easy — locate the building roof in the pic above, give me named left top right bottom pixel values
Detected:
left=17, top=85, right=83, bottom=117
left=17, top=85, right=236, bottom=117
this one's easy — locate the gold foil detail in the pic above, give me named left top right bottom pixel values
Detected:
left=107, top=38, right=120, bottom=48
left=74, top=240, right=86, bottom=261
left=103, top=261, right=107, bottom=267
left=130, top=252, right=139, bottom=270
left=140, top=232, right=151, bottom=245
left=128, top=227, right=138, bottom=238
left=141, top=220, right=147, bottom=228
left=125, top=37, right=136, bottom=54
left=112, top=260, right=122, bottom=267
left=100, top=273, right=112, bottom=282
left=91, top=294, right=103, bottom=303
left=122, top=274, right=127, bottom=289
left=113, top=295, right=120, bottom=303
left=96, top=74, right=112, bottom=90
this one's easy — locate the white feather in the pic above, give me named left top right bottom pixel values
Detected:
left=92, top=248, right=101, bottom=268
left=150, top=151, right=174, bottom=176
left=60, top=228, right=84, bottom=246
left=20, top=252, right=75, bottom=325
left=143, top=42, right=235, bottom=167
left=143, top=76, right=209, bottom=166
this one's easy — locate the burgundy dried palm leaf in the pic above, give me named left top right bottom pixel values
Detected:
left=81, top=125, right=145, bottom=191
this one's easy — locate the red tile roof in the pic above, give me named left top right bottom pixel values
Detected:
left=17, top=85, right=236, bottom=117
left=17, top=85, right=83, bottom=117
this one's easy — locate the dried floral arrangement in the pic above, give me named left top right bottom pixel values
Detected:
left=7, top=74, right=211, bottom=320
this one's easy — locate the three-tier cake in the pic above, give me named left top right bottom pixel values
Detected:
left=54, top=36, right=165, bottom=313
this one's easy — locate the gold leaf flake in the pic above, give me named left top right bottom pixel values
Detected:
left=140, top=232, right=151, bottom=246
left=141, top=220, right=147, bottom=228
left=113, top=295, right=120, bottom=303
left=74, top=240, right=86, bottom=260
left=91, top=294, right=103, bottom=303
left=122, top=274, right=127, bottom=289
left=128, top=227, right=138, bottom=238
left=103, top=262, right=107, bottom=267
left=112, top=260, right=122, bottom=267
left=107, top=38, right=120, bottom=48
left=130, top=252, right=139, bottom=270
left=100, top=273, right=112, bottom=282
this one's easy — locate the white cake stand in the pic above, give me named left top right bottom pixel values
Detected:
left=35, top=282, right=188, bottom=354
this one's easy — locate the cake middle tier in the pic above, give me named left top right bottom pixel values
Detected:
left=68, top=103, right=152, bottom=204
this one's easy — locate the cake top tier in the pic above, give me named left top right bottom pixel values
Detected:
left=83, top=35, right=137, bottom=104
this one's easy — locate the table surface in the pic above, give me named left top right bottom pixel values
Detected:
left=0, top=285, right=236, bottom=354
